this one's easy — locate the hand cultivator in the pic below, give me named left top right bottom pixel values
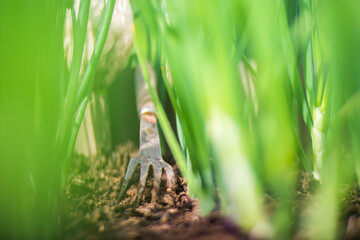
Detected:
left=118, top=66, right=175, bottom=204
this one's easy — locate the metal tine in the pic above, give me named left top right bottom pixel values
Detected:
left=118, top=156, right=140, bottom=201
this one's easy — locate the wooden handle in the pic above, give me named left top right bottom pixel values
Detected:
left=135, top=64, right=156, bottom=115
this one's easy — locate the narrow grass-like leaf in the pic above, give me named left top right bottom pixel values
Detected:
left=278, top=0, right=313, bottom=129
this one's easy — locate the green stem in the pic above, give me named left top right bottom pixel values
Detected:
left=62, top=96, right=89, bottom=188
left=278, top=0, right=313, bottom=129
left=311, top=0, right=326, bottom=108
left=311, top=106, right=326, bottom=180
left=76, top=0, right=116, bottom=106
left=160, top=62, right=197, bottom=165
left=320, top=79, right=330, bottom=112
left=242, top=54, right=258, bottom=80
left=67, top=96, right=89, bottom=159
left=66, top=0, right=91, bottom=117
left=161, top=61, right=198, bottom=195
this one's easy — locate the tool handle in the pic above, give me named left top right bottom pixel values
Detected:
left=135, top=64, right=156, bottom=116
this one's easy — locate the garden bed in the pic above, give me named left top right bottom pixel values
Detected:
left=64, top=143, right=245, bottom=240
left=64, top=143, right=360, bottom=240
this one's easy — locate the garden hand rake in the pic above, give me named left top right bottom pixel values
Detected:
left=118, top=65, right=175, bottom=204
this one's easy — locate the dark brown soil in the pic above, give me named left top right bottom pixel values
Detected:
left=63, top=143, right=360, bottom=240
left=64, top=143, right=245, bottom=240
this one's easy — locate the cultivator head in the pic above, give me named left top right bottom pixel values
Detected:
left=118, top=66, right=175, bottom=204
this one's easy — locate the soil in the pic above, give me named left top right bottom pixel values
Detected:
left=63, top=143, right=360, bottom=240
left=64, top=143, right=245, bottom=240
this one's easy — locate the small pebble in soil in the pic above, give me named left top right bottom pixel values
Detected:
left=346, top=215, right=360, bottom=239
left=191, top=216, right=200, bottom=224
left=168, top=208, right=178, bottom=215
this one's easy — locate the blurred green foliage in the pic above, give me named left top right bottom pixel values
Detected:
left=0, top=1, right=66, bottom=238
left=0, top=0, right=360, bottom=239
left=0, top=0, right=115, bottom=238
left=131, top=0, right=360, bottom=238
